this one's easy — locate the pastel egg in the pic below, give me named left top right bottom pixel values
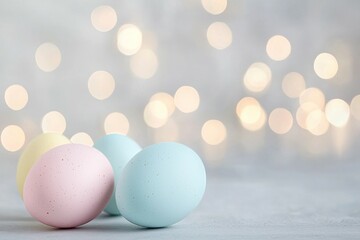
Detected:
left=23, top=143, right=114, bottom=228
left=94, top=134, right=141, bottom=215
left=16, top=133, right=70, bottom=197
left=116, top=142, right=206, bottom=228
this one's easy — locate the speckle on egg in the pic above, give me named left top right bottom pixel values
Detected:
left=23, top=143, right=114, bottom=228
left=116, top=142, right=206, bottom=228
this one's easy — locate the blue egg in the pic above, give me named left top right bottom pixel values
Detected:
left=116, top=142, right=206, bottom=228
left=94, top=134, right=141, bottom=215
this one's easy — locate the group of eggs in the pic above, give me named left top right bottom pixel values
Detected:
left=16, top=133, right=206, bottom=228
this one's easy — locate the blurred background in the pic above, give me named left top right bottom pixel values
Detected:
left=1, top=0, right=360, bottom=166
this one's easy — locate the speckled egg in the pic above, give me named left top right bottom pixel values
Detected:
left=116, top=142, right=206, bottom=228
left=23, top=143, right=114, bottom=228
left=94, top=134, right=141, bottom=215
left=16, top=133, right=70, bottom=198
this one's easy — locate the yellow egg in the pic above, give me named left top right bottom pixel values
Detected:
left=16, top=133, right=70, bottom=198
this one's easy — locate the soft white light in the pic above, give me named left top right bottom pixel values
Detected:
left=150, top=92, right=175, bottom=117
left=282, top=72, right=306, bottom=98
left=201, top=0, right=227, bottom=15
left=236, top=97, right=267, bottom=131
left=296, top=106, right=309, bottom=129
left=268, top=108, right=293, bottom=134
left=104, top=112, right=129, bottom=135
left=70, top=132, right=94, bottom=146
left=266, top=35, right=291, bottom=61
left=299, top=88, right=325, bottom=111
left=201, top=119, right=227, bottom=145
left=243, top=62, right=272, bottom=93
left=41, top=111, right=66, bottom=134
left=306, top=109, right=329, bottom=136
left=144, top=100, right=168, bottom=128
left=314, top=53, right=339, bottom=79
left=117, top=24, right=142, bottom=56
left=325, top=99, right=350, bottom=128
left=88, top=71, right=115, bottom=100
left=174, top=86, right=200, bottom=113
left=35, top=43, right=61, bottom=72
left=91, top=5, right=117, bottom=32
left=1, top=125, right=26, bottom=152
left=207, top=22, right=232, bottom=50
left=4, top=84, right=28, bottom=111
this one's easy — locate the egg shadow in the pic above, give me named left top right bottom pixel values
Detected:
left=0, top=211, right=175, bottom=234
left=81, top=214, right=175, bottom=233
left=96, top=212, right=122, bottom=219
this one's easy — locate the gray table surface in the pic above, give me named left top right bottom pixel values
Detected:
left=2, top=158, right=360, bottom=240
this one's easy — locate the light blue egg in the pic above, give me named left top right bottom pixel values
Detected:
left=94, top=134, right=141, bottom=215
left=116, top=142, right=206, bottom=228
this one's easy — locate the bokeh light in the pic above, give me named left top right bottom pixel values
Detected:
left=70, top=132, right=94, bottom=146
left=130, top=49, right=158, bottom=79
left=236, top=97, right=258, bottom=116
left=88, top=71, right=115, bottom=100
left=41, top=111, right=66, bottom=134
left=207, top=22, right=232, bottom=50
left=1, top=125, right=25, bottom=152
left=2, top=2, right=359, bottom=169
left=117, top=24, right=142, bottom=56
left=299, top=87, right=325, bottom=111
left=144, top=100, right=168, bottom=128
left=296, top=103, right=329, bottom=133
left=296, top=88, right=326, bottom=132
left=266, top=35, right=291, bottom=61
left=305, top=109, right=329, bottom=136
left=201, top=0, right=227, bottom=15
left=4, top=84, right=28, bottom=111
left=282, top=72, right=306, bottom=98
left=91, top=5, right=117, bottom=32
left=350, top=95, right=360, bottom=120
left=314, top=52, right=339, bottom=79
left=236, top=97, right=267, bottom=131
left=296, top=106, right=309, bottom=129
left=325, top=99, right=350, bottom=128
left=104, top=112, right=129, bottom=135
left=150, top=92, right=175, bottom=117
left=174, top=86, right=200, bottom=113
left=243, top=62, right=272, bottom=93
left=201, top=119, right=227, bottom=145
left=35, top=42, right=61, bottom=72
left=268, top=108, right=293, bottom=134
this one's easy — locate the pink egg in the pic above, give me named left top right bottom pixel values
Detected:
left=23, top=143, right=114, bottom=228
